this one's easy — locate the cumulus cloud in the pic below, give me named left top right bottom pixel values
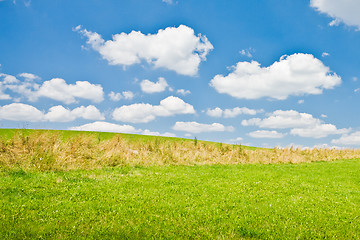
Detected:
left=0, top=103, right=104, bottom=123
left=0, top=73, right=104, bottom=104
left=242, top=110, right=349, bottom=138
left=206, top=107, right=261, bottom=118
left=112, top=96, right=195, bottom=123
left=109, top=91, right=134, bottom=101
left=176, top=89, right=191, bottom=96
left=172, top=121, right=234, bottom=133
left=37, top=78, right=104, bottom=104
left=248, top=130, right=286, bottom=139
left=18, top=73, right=40, bottom=81
left=75, top=25, right=213, bottom=76
left=140, top=77, right=169, bottom=93
left=229, top=137, right=244, bottom=143
left=69, top=121, right=141, bottom=134
left=310, top=0, right=360, bottom=29
left=69, top=121, right=176, bottom=137
left=332, top=131, right=360, bottom=146
left=142, top=129, right=176, bottom=137
left=0, top=103, right=44, bottom=122
left=242, top=110, right=321, bottom=129
left=322, top=52, right=330, bottom=57
left=290, top=124, right=349, bottom=139
left=210, top=53, right=341, bottom=100
left=206, top=107, right=223, bottom=118
left=45, top=105, right=104, bottom=122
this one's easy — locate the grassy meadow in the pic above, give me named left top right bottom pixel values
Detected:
left=1, top=129, right=360, bottom=239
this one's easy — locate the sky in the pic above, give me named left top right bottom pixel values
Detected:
left=1, top=0, right=360, bottom=148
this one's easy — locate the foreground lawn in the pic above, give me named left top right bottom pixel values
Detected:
left=1, top=160, right=360, bottom=239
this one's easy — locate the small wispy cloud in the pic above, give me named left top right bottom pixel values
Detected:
left=239, top=48, right=254, bottom=58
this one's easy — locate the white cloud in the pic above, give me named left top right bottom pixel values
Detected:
left=298, top=99, right=304, bottom=104
left=242, top=110, right=321, bottom=129
left=109, top=91, right=134, bottom=101
left=0, top=103, right=44, bottom=122
left=0, top=91, right=11, bottom=100
left=210, top=53, right=341, bottom=100
left=140, top=77, right=169, bottom=93
left=162, top=0, right=173, bottom=4
left=122, top=91, right=134, bottom=100
left=229, top=137, right=244, bottom=143
left=310, top=0, right=360, bottom=29
left=54, top=105, right=104, bottom=122
left=45, top=105, right=76, bottom=122
left=75, top=25, right=213, bottom=76
left=207, top=106, right=262, bottom=118
left=355, top=88, right=360, bottom=93
left=37, top=78, right=104, bottom=104
left=176, top=89, right=191, bottom=96
left=206, top=107, right=223, bottom=117
left=72, top=105, right=104, bottom=120
left=142, top=129, right=176, bottom=137
left=0, top=73, right=104, bottom=104
left=0, top=81, right=11, bottom=100
left=352, top=77, right=358, bottom=82
left=332, top=131, right=360, bottom=146
left=18, top=73, right=40, bottom=81
left=248, top=130, right=286, bottom=139
left=290, top=124, right=349, bottom=139
left=242, top=110, right=349, bottom=138
left=321, top=52, right=330, bottom=57
left=0, top=73, right=19, bottom=84
left=321, top=114, right=328, bottom=118
left=223, top=107, right=261, bottom=118
left=112, top=96, right=195, bottom=123
left=69, top=121, right=141, bottom=134
left=239, top=48, right=254, bottom=58
left=173, top=121, right=234, bottom=134
left=0, top=103, right=104, bottom=123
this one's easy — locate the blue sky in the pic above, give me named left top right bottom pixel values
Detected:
left=1, top=0, right=360, bottom=148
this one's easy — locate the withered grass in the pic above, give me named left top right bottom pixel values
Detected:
left=1, top=130, right=359, bottom=171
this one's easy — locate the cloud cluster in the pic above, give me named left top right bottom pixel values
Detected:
left=172, top=121, right=234, bottom=133
left=140, top=77, right=169, bottom=93
left=108, top=91, right=134, bottom=101
left=45, top=105, right=104, bottom=122
left=37, top=78, right=104, bottom=104
left=210, top=53, right=341, bottom=100
left=0, top=73, right=104, bottom=104
left=242, top=110, right=349, bottom=138
left=310, top=0, right=360, bottom=29
left=69, top=121, right=176, bottom=137
left=112, top=96, right=195, bottom=123
left=69, top=121, right=140, bottom=134
left=176, top=89, right=191, bottom=96
left=0, top=103, right=44, bottom=122
left=0, top=103, right=104, bottom=122
left=331, top=131, right=360, bottom=146
left=247, top=130, right=285, bottom=139
left=75, top=25, right=213, bottom=76
left=206, top=106, right=262, bottom=118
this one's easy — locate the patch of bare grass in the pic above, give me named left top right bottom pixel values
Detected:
left=1, top=130, right=359, bottom=171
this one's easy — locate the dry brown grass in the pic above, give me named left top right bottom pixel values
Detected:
left=1, top=131, right=359, bottom=171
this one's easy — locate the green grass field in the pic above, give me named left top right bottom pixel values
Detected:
left=1, top=159, right=360, bottom=239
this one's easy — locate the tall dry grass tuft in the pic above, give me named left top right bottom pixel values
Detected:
left=0, top=131, right=359, bottom=171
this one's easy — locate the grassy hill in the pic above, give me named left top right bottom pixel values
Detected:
left=1, top=129, right=360, bottom=239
